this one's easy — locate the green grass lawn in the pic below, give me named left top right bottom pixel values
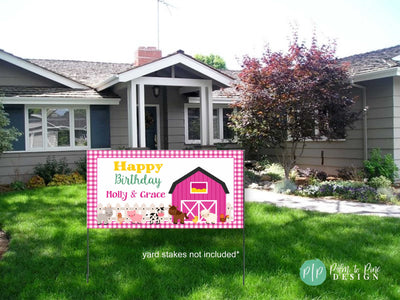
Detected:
left=0, top=185, right=399, bottom=299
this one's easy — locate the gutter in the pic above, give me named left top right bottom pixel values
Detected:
left=351, top=83, right=368, bottom=160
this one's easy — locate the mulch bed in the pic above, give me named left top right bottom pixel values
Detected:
left=0, top=230, right=9, bottom=260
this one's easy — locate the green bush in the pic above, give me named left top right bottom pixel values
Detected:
left=10, top=180, right=25, bottom=191
left=376, top=187, right=396, bottom=204
left=265, top=172, right=282, bottom=182
left=274, top=180, right=297, bottom=194
left=75, top=156, right=87, bottom=180
left=27, top=175, right=46, bottom=189
left=48, top=172, right=85, bottom=186
left=364, top=149, right=398, bottom=182
left=34, top=156, right=71, bottom=184
left=367, top=176, right=392, bottom=189
left=244, top=170, right=260, bottom=183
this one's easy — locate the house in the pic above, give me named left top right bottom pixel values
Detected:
left=1, top=44, right=400, bottom=184
left=168, top=167, right=229, bottom=223
left=286, top=44, right=400, bottom=174
left=0, top=47, right=236, bottom=184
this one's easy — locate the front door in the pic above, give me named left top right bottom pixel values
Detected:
left=145, top=106, right=158, bottom=149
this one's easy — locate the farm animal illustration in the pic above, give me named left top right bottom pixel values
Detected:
left=97, top=205, right=113, bottom=225
left=192, top=216, right=199, bottom=224
left=201, top=209, right=218, bottom=224
left=148, top=206, right=165, bottom=224
left=168, top=205, right=188, bottom=224
left=117, top=213, right=124, bottom=224
left=127, top=210, right=144, bottom=223
left=220, top=214, right=229, bottom=223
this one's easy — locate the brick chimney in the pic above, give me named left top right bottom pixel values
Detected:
left=134, top=47, right=162, bottom=66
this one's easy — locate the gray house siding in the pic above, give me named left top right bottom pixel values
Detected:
left=0, top=150, right=85, bottom=184
left=264, top=77, right=395, bottom=174
left=393, top=77, right=400, bottom=167
left=0, top=60, right=63, bottom=87
left=166, top=87, right=186, bottom=149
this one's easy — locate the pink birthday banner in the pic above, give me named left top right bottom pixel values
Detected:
left=87, top=150, right=244, bottom=229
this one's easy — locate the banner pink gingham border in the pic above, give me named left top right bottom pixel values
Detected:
left=87, top=150, right=244, bottom=229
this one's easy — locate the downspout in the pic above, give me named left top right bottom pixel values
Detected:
left=352, top=83, right=368, bottom=160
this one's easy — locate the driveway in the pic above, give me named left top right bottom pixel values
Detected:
left=245, top=188, right=400, bottom=218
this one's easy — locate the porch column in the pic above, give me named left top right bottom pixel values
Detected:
left=127, top=81, right=138, bottom=148
left=138, top=83, right=146, bottom=148
left=207, top=83, right=214, bottom=145
left=200, top=85, right=208, bottom=145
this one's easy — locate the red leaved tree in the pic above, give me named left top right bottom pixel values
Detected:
left=230, top=34, right=359, bottom=178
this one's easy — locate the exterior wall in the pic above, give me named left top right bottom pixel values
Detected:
left=0, top=150, right=85, bottom=184
left=166, top=86, right=186, bottom=149
left=110, top=86, right=129, bottom=149
left=264, top=77, right=395, bottom=174
left=393, top=77, right=400, bottom=168
left=0, top=60, right=63, bottom=87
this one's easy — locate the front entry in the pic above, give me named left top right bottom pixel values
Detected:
left=144, top=106, right=158, bottom=149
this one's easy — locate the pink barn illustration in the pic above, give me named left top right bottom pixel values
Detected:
left=169, top=167, right=229, bottom=223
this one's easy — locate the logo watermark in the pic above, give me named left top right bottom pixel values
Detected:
left=300, top=259, right=380, bottom=285
left=299, top=259, right=327, bottom=286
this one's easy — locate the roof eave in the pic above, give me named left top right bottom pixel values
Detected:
left=352, top=67, right=400, bottom=82
left=0, top=50, right=88, bottom=89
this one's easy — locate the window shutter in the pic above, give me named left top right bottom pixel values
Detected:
left=90, top=105, right=110, bottom=148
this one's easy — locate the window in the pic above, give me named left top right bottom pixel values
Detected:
left=190, top=182, right=208, bottom=194
left=184, top=104, right=235, bottom=144
left=26, top=106, right=89, bottom=151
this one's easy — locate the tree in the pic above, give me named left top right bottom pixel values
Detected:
left=230, top=33, right=359, bottom=178
left=0, top=102, right=21, bottom=155
left=194, top=54, right=226, bottom=70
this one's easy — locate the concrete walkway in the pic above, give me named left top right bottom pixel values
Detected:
left=245, top=188, right=400, bottom=218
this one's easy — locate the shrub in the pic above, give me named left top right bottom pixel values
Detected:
left=266, top=172, right=282, bottom=182
left=34, top=156, right=71, bottom=184
left=10, top=180, right=25, bottom=191
left=274, top=180, right=297, bottom=194
left=296, top=181, right=379, bottom=203
left=27, top=175, right=46, bottom=189
left=363, top=149, right=398, bottom=182
left=75, top=156, right=87, bottom=180
left=315, top=171, right=328, bottom=181
left=48, top=172, right=85, bottom=186
left=265, top=163, right=285, bottom=178
left=337, top=166, right=365, bottom=181
left=376, top=187, right=396, bottom=203
left=244, top=170, right=260, bottom=183
left=367, top=176, right=392, bottom=189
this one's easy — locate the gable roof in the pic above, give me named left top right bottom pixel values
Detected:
left=28, top=59, right=134, bottom=88
left=0, top=49, right=88, bottom=89
left=96, top=51, right=234, bottom=91
left=168, top=166, right=229, bottom=194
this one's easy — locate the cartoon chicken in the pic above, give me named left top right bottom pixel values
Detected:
left=192, top=216, right=199, bottom=224
left=117, top=213, right=124, bottom=224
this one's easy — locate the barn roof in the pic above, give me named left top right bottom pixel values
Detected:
left=168, top=167, right=229, bottom=194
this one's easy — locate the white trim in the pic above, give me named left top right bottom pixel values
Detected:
left=24, top=105, right=91, bottom=152
left=200, top=86, right=208, bottom=145
left=0, top=50, right=87, bottom=89
left=1, top=97, right=120, bottom=105
left=95, top=53, right=232, bottom=90
left=138, top=83, right=146, bottom=148
left=127, top=82, right=138, bottom=148
left=134, top=77, right=213, bottom=87
left=184, top=103, right=236, bottom=144
left=352, top=67, right=400, bottom=82
left=188, top=96, right=236, bottom=105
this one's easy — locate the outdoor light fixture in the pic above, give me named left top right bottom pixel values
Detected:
left=152, top=86, right=160, bottom=97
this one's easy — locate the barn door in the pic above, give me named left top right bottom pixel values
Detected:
left=181, top=200, right=217, bottom=222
